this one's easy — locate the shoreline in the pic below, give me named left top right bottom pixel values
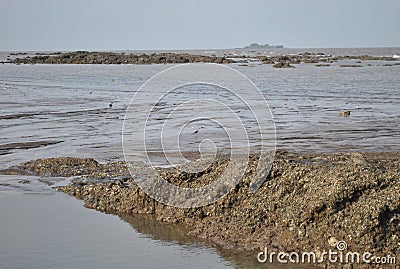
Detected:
left=2, top=150, right=399, bottom=268
left=2, top=51, right=399, bottom=66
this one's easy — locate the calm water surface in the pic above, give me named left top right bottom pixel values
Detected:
left=1, top=58, right=399, bottom=168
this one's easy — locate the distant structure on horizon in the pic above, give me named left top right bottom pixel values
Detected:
left=242, top=43, right=284, bottom=49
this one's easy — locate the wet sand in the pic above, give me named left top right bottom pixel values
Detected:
left=2, top=150, right=399, bottom=268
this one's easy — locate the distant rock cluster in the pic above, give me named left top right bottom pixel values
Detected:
left=231, top=52, right=400, bottom=68
left=10, top=51, right=233, bottom=65
left=4, top=51, right=399, bottom=68
left=255, top=52, right=398, bottom=66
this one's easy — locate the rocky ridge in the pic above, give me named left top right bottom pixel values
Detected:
left=2, top=151, right=399, bottom=268
left=3, top=51, right=399, bottom=67
left=9, top=51, right=233, bottom=65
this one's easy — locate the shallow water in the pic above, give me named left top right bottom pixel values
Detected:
left=0, top=176, right=302, bottom=269
left=0, top=187, right=232, bottom=269
left=1, top=57, right=399, bottom=168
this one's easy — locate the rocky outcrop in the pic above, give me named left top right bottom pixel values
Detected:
left=10, top=51, right=233, bottom=65
left=258, top=53, right=398, bottom=66
left=4, top=151, right=400, bottom=268
left=8, top=51, right=400, bottom=66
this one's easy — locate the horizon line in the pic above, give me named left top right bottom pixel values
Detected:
left=1, top=45, right=400, bottom=52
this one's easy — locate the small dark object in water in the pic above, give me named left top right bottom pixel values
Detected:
left=18, top=179, right=31, bottom=184
left=109, top=103, right=113, bottom=108
left=339, top=110, right=351, bottom=116
left=340, top=64, right=362, bottom=68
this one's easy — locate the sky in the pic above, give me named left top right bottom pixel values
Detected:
left=0, top=0, right=399, bottom=51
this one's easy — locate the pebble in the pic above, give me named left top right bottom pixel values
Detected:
left=328, top=236, right=338, bottom=247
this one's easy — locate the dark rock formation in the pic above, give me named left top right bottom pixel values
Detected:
left=4, top=151, right=400, bottom=269
left=273, top=62, right=295, bottom=68
left=11, top=51, right=233, bottom=65
left=340, top=65, right=363, bottom=68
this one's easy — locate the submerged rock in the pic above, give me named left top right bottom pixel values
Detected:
left=340, top=64, right=363, bottom=68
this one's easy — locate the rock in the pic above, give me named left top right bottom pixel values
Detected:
left=273, top=62, right=295, bottom=68
left=11, top=157, right=101, bottom=177
left=10, top=52, right=235, bottom=65
left=302, top=59, right=319, bottom=63
left=10, top=51, right=399, bottom=67
left=339, top=110, right=351, bottom=116
left=340, top=64, right=363, bottom=68
left=349, top=152, right=368, bottom=165
left=328, top=236, right=338, bottom=247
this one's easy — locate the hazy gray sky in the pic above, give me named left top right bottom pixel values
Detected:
left=1, top=0, right=399, bottom=50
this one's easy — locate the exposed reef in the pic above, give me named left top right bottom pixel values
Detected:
left=2, top=151, right=399, bottom=268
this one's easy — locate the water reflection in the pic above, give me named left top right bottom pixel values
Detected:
left=119, top=213, right=316, bottom=269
